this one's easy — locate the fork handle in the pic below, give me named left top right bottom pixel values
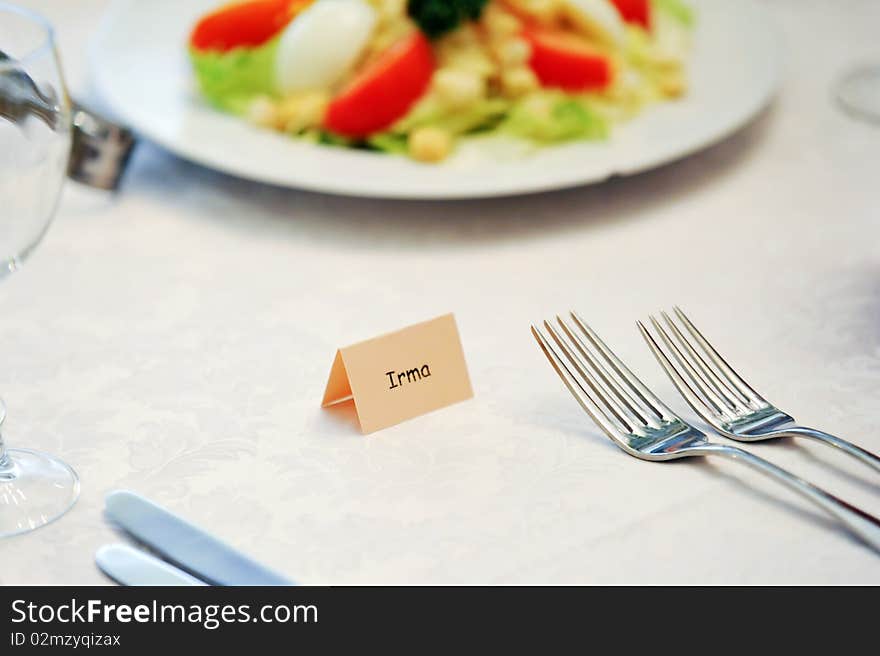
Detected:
left=690, top=443, right=880, bottom=552
left=763, top=427, right=880, bottom=474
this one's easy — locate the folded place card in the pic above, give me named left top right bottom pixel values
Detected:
left=321, top=313, right=474, bottom=434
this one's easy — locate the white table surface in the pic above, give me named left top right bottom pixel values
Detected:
left=2, top=0, right=879, bottom=584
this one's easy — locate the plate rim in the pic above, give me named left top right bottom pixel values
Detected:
left=88, top=0, right=782, bottom=200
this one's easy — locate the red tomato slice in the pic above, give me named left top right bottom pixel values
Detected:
left=189, top=0, right=310, bottom=52
left=609, top=0, right=651, bottom=30
left=324, top=32, right=435, bottom=138
left=524, top=28, right=613, bottom=92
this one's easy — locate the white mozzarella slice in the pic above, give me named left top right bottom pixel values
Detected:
left=275, top=0, right=377, bottom=94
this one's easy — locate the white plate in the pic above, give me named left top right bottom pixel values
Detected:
left=90, top=0, right=779, bottom=199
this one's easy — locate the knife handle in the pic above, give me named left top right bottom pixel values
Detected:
left=96, top=544, right=206, bottom=586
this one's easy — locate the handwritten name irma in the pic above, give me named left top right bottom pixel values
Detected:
left=386, top=365, right=431, bottom=389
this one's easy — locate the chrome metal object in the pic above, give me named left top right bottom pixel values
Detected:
left=532, top=311, right=880, bottom=552
left=105, top=490, right=294, bottom=586
left=1, top=49, right=135, bottom=190
left=96, top=544, right=206, bottom=586
left=641, top=307, right=880, bottom=474
left=68, top=101, right=136, bottom=190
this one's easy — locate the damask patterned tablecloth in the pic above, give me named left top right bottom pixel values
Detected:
left=1, top=0, right=878, bottom=584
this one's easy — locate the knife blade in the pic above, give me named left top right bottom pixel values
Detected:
left=96, top=544, right=205, bottom=586
left=105, top=490, right=293, bottom=586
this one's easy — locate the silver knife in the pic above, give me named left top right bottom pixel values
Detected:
left=105, top=490, right=293, bottom=586
left=96, top=544, right=205, bottom=586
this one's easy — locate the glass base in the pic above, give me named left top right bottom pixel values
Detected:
left=0, top=448, right=80, bottom=537
left=836, top=64, right=880, bottom=124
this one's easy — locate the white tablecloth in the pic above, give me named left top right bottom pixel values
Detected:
left=2, top=0, right=879, bottom=584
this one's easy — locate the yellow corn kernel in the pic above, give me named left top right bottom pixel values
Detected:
left=651, top=53, right=685, bottom=71
left=276, top=96, right=300, bottom=125
left=433, top=68, right=486, bottom=108
left=482, top=5, right=522, bottom=37
left=657, top=72, right=686, bottom=98
left=277, top=92, right=329, bottom=133
left=409, top=127, right=453, bottom=163
left=520, top=94, right=554, bottom=120
left=376, top=0, right=406, bottom=19
left=521, top=0, right=559, bottom=24
left=245, top=96, right=278, bottom=129
left=501, top=67, right=539, bottom=98
left=493, top=37, right=532, bottom=68
left=441, top=48, right=496, bottom=79
left=297, top=91, right=329, bottom=128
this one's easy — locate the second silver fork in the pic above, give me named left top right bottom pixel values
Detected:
left=533, top=312, right=880, bottom=552
left=640, top=308, right=880, bottom=474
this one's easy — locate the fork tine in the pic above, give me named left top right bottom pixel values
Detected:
left=673, top=307, right=768, bottom=406
left=648, top=316, right=739, bottom=421
left=556, top=315, right=661, bottom=429
left=544, top=320, right=639, bottom=433
left=531, top=325, right=627, bottom=442
left=660, top=311, right=749, bottom=410
left=569, top=311, right=676, bottom=421
left=637, top=320, right=720, bottom=424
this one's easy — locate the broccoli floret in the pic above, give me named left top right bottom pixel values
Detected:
left=407, top=0, right=490, bottom=38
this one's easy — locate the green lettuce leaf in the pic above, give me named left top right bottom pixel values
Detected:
left=501, top=95, right=609, bottom=143
left=189, top=38, right=280, bottom=114
left=367, top=133, right=410, bottom=155
left=652, top=0, right=695, bottom=27
left=394, top=97, right=510, bottom=135
left=366, top=97, right=511, bottom=156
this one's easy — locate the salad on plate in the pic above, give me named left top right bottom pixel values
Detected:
left=189, top=0, right=694, bottom=163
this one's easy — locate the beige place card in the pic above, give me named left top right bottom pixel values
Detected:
left=321, top=313, right=473, bottom=434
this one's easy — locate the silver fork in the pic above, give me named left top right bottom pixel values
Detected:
left=531, top=312, right=880, bottom=551
left=639, top=308, right=880, bottom=474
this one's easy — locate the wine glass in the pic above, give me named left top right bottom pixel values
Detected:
left=836, top=63, right=880, bottom=124
left=0, top=2, right=79, bottom=536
